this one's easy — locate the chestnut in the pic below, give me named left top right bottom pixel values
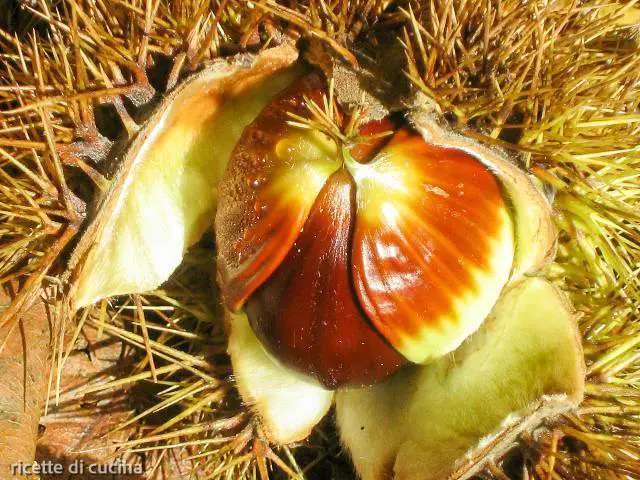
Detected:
left=217, top=72, right=517, bottom=388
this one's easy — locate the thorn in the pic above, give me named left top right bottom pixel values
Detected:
left=56, top=117, right=112, bottom=192
left=487, top=460, right=510, bottom=480
left=546, top=429, right=563, bottom=480
left=57, top=144, right=110, bottom=193
left=129, top=65, right=155, bottom=107
left=101, top=67, right=141, bottom=138
left=62, top=187, right=87, bottom=222
left=166, top=52, right=187, bottom=92
left=0, top=224, right=80, bottom=333
left=253, top=436, right=270, bottom=480
left=55, top=84, right=112, bottom=193
left=109, top=62, right=155, bottom=108
left=185, top=15, right=204, bottom=69
left=134, top=295, right=157, bottom=383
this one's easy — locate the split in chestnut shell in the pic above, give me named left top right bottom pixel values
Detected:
left=216, top=72, right=516, bottom=388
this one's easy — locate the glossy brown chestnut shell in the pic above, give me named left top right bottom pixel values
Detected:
left=245, top=168, right=407, bottom=388
left=216, top=72, right=515, bottom=388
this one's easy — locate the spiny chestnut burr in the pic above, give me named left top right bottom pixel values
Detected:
left=216, top=72, right=516, bottom=388
left=46, top=33, right=584, bottom=479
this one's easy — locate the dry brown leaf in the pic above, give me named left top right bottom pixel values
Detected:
left=0, top=290, right=51, bottom=480
left=35, top=323, right=137, bottom=479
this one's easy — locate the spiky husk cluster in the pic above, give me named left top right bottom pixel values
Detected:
left=1, top=0, right=639, bottom=478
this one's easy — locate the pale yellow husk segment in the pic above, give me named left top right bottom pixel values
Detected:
left=227, top=310, right=334, bottom=443
left=72, top=49, right=299, bottom=309
left=336, top=277, right=585, bottom=480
